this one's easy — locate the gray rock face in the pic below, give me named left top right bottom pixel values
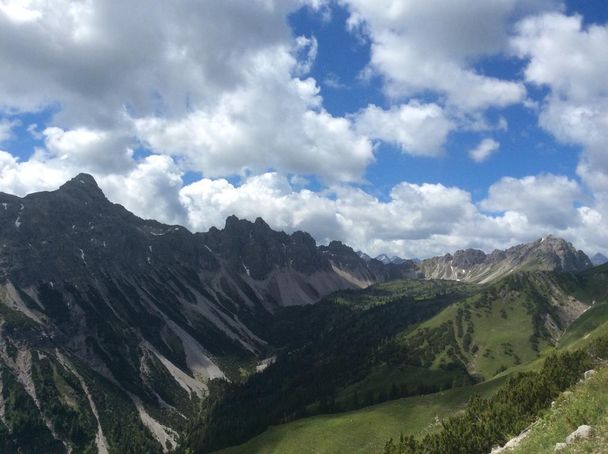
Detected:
left=0, top=173, right=418, bottom=450
left=584, top=369, right=596, bottom=380
left=565, top=425, right=593, bottom=444
left=0, top=173, right=415, bottom=371
left=419, top=235, right=592, bottom=283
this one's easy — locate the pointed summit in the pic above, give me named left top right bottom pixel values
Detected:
left=58, top=173, right=107, bottom=201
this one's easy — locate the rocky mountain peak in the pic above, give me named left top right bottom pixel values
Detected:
left=523, top=235, right=592, bottom=271
left=420, top=235, right=592, bottom=283
left=57, top=173, right=107, bottom=201
left=451, top=249, right=486, bottom=268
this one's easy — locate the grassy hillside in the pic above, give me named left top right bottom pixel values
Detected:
left=186, top=267, right=608, bottom=454
left=396, top=272, right=591, bottom=380
left=559, top=300, right=608, bottom=349
left=217, top=377, right=504, bottom=454
left=511, top=365, right=608, bottom=453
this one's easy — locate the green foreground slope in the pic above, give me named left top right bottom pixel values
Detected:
left=218, top=378, right=504, bottom=454
left=210, top=266, right=608, bottom=454
left=512, top=365, right=608, bottom=453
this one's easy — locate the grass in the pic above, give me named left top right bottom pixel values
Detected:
left=559, top=300, right=608, bottom=350
left=334, top=364, right=466, bottom=409
left=329, top=279, right=472, bottom=311
left=465, top=292, right=549, bottom=378
left=214, top=270, right=608, bottom=454
left=399, top=286, right=550, bottom=379
left=511, top=366, right=608, bottom=453
left=216, top=377, right=505, bottom=454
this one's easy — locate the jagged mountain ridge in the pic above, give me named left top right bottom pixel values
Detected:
left=0, top=174, right=415, bottom=452
left=357, top=251, right=408, bottom=266
left=419, top=235, right=592, bottom=283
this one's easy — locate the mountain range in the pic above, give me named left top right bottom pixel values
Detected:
left=0, top=174, right=601, bottom=453
left=0, top=174, right=415, bottom=452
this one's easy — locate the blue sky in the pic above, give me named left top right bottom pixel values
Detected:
left=0, top=0, right=607, bottom=258
left=289, top=2, right=584, bottom=199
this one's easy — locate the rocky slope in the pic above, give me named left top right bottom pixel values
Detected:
left=0, top=174, right=415, bottom=452
left=419, top=235, right=592, bottom=283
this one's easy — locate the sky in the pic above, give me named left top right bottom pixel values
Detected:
left=1, top=0, right=608, bottom=258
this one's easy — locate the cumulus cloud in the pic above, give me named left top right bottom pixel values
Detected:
left=2, top=0, right=608, bottom=260
left=481, top=174, right=584, bottom=229
left=43, top=126, right=134, bottom=174
left=0, top=0, right=377, bottom=183
left=135, top=43, right=373, bottom=182
left=1, top=145, right=604, bottom=257
left=180, top=171, right=600, bottom=258
left=0, top=0, right=302, bottom=123
left=469, top=138, right=500, bottom=162
left=513, top=12, right=608, bottom=194
left=340, top=0, right=556, bottom=111
left=355, top=102, right=455, bottom=156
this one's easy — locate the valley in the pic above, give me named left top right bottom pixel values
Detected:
left=0, top=175, right=606, bottom=454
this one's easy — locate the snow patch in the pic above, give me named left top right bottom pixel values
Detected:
left=14, top=216, right=21, bottom=228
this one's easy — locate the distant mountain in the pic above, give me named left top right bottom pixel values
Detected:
left=0, top=174, right=416, bottom=452
left=419, top=235, right=592, bottom=283
left=375, top=253, right=392, bottom=264
left=591, top=252, right=608, bottom=266
left=374, top=254, right=408, bottom=265
left=0, top=173, right=599, bottom=453
left=356, top=250, right=372, bottom=261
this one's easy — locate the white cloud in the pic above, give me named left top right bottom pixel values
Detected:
left=469, top=138, right=500, bottom=162
left=100, top=155, right=186, bottom=225
left=2, top=143, right=605, bottom=257
left=513, top=12, right=608, bottom=195
left=135, top=43, right=373, bottom=182
left=0, top=0, right=378, bottom=183
left=0, top=118, right=19, bottom=143
left=179, top=170, right=599, bottom=258
left=481, top=174, right=584, bottom=229
left=340, top=0, right=557, bottom=111
left=0, top=0, right=303, bottom=123
left=43, top=126, right=134, bottom=174
left=0, top=148, right=186, bottom=224
left=180, top=173, right=483, bottom=257
left=3, top=1, right=608, bottom=260
left=355, top=101, right=455, bottom=156
left=0, top=149, right=73, bottom=196
left=513, top=13, right=608, bottom=103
